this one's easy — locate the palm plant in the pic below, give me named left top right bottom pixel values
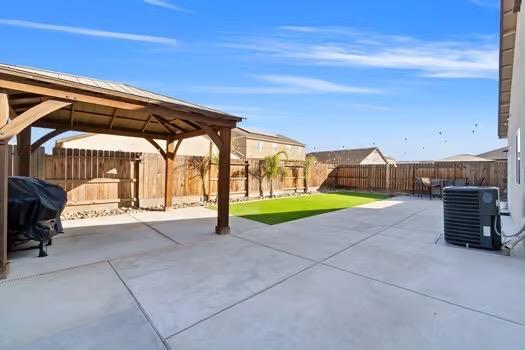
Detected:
left=303, top=155, right=317, bottom=193
left=248, top=160, right=265, bottom=197
left=262, top=151, right=288, bottom=197
left=188, top=154, right=217, bottom=202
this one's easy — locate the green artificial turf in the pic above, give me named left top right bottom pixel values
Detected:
left=227, top=192, right=389, bottom=225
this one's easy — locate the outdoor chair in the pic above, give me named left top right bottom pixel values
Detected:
left=474, top=177, right=485, bottom=186
left=453, top=178, right=468, bottom=186
left=420, top=177, right=441, bottom=199
left=415, top=177, right=423, bottom=198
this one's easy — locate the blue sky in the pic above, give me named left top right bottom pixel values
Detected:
left=0, top=0, right=504, bottom=160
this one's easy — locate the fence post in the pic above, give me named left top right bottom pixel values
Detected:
left=135, top=156, right=143, bottom=208
left=244, top=160, right=249, bottom=198
left=412, top=165, right=416, bottom=195
left=335, top=165, right=339, bottom=189
left=385, top=164, right=390, bottom=192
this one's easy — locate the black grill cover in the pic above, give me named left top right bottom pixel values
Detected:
left=8, top=176, right=67, bottom=244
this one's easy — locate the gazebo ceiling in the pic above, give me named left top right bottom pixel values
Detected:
left=0, top=63, right=242, bottom=141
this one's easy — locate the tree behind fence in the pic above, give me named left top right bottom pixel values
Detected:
left=6, top=146, right=508, bottom=210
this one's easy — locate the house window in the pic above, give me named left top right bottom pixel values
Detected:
left=516, top=128, right=521, bottom=185
left=257, top=141, right=264, bottom=151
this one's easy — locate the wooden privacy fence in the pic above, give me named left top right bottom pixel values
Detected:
left=329, top=162, right=508, bottom=199
left=7, top=147, right=329, bottom=210
left=7, top=145, right=508, bottom=209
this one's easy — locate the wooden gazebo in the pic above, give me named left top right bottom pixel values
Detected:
left=0, top=64, right=242, bottom=277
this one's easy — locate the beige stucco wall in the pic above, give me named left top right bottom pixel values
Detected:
left=58, top=134, right=223, bottom=157
left=361, top=150, right=387, bottom=165
left=244, top=138, right=305, bottom=160
left=508, top=5, right=525, bottom=227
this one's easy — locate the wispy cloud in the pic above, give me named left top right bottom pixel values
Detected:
left=220, top=26, right=498, bottom=79
left=0, top=19, right=177, bottom=45
left=144, top=0, right=192, bottom=13
left=197, top=74, right=382, bottom=95
left=468, top=0, right=499, bottom=9
left=255, top=75, right=382, bottom=94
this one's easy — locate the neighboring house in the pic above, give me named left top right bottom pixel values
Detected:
left=55, top=133, right=237, bottom=158
left=439, top=154, right=492, bottom=162
left=307, top=147, right=394, bottom=165
left=500, top=0, right=523, bottom=223
left=476, top=146, right=508, bottom=161
left=231, top=127, right=306, bottom=160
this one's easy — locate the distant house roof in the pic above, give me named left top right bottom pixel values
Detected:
left=307, top=147, right=390, bottom=165
left=477, top=146, right=508, bottom=161
left=384, top=155, right=397, bottom=165
left=439, top=154, right=492, bottom=162
left=233, top=127, right=305, bottom=146
left=55, top=133, right=95, bottom=147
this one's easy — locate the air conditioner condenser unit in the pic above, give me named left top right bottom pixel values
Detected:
left=443, top=186, right=501, bottom=250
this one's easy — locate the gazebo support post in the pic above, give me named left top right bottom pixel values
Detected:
left=215, top=127, right=231, bottom=235
left=0, top=93, right=9, bottom=278
left=164, top=137, right=175, bottom=211
left=18, top=126, right=31, bottom=176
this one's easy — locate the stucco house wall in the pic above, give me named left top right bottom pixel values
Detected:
left=56, top=134, right=223, bottom=157
left=244, top=138, right=305, bottom=160
left=507, top=3, right=525, bottom=226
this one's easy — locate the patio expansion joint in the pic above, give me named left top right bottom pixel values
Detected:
left=164, top=261, right=319, bottom=341
left=0, top=259, right=106, bottom=285
left=230, top=233, right=319, bottom=263
left=127, top=213, right=182, bottom=245
left=321, top=262, right=525, bottom=328
left=107, top=260, right=170, bottom=350
left=318, top=208, right=429, bottom=263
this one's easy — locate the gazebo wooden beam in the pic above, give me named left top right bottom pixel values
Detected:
left=0, top=99, right=71, bottom=141
left=0, top=77, right=144, bottom=111
left=215, top=126, right=231, bottom=234
left=145, top=138, right=167, bottom=160
left=31, top=129, right=66, bottom=154
left=164, top=138, right=182, bottom=210
left=172, top=129, right=207, bottom=141
left=195, top=122, right=224, bottom=151
left=146, top=106, right=237, bottom=128
left=33, top=120, right=172, bottom=140
left=153, top=114, right=180, bottom=135
left=0, top=93, right=9, bottom=278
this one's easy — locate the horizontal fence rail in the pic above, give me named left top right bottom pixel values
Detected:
left=7, top=145, right=508, bottom=211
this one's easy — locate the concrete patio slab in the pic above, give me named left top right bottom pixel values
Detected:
left=137, top=216, right=268, bottom=244
left=7, top=215, right=176, bottom=280
left=392, top=213, right=444, bottom=234
left=130, top=206, right=215, bottom=223
left=289, top=208, right=389, bottom=234
left=111, top=235, right=312, bottom=338
left=325, top=234, right=525, bottom=325
left=0, top=263, right=164, bottom=350
left=234, top=220, right=375, bottom=261
left=132, top=209, right=267, bottom=244
left=167, top=264, right=525, bottom=350
left=379, top=226, right=440, bottom=244
left=2, top=196, right=523, bottom=349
